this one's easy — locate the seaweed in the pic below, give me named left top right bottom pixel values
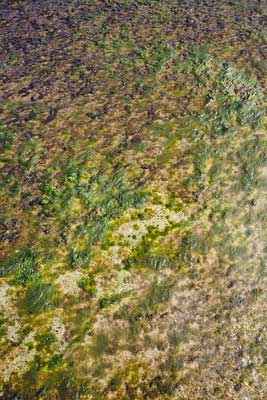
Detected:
left=98, top=291, right=129, bottom=309
left=90, top=332, right=110, bottom=358
left=77, top=274, right=97, bottom=296
left=35, top=331, right=56, bottom=351
left=0, top=247, right=39, bottom=283
left=22, top=278, right=57, bottom=314
left=1, top=1, right=267, bottom=398
left=0, top=123, right=16, bottom=151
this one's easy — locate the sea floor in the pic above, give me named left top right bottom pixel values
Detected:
left=1, top=1, right=267, bottom=399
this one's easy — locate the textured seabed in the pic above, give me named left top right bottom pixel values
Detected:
left=1, top=1, right=267, bottom=399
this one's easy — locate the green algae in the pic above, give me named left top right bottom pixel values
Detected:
left=0, top=314, right=7, bottom=340
left=98, top=290, right=130, bottom=309
left=22, top=278, right=57, bottom=314
left=35, top=331, right=56, bottom=351
left=0, top=123, right=16, bottom=152
left=0, top=247, right=38, bottom=281
left=90, top=332, right=111, bottom=358
left=2, top=1, right=267, bottom=398
left=38, top=165, right=149, bottom=270
left=77, top=274, right=97, bottom=296
left=141, top=280, right=172, bottom=312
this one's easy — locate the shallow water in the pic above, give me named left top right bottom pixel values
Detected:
left=1, top=1, right=267, bottom=398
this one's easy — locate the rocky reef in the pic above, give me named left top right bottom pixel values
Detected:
left=1, top=1, right=267, bottom=398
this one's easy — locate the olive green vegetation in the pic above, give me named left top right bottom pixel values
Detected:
left=2, top=0, right=267, bottom=399
left=0, top=247, right=38, bottom=280
left=40, top=165, right=148, bottom=268
left=22, top=278, right=57, bottom=314
left=98, top=290, right=130, bottom=309
left=77, top=274, right=97, bottom=296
